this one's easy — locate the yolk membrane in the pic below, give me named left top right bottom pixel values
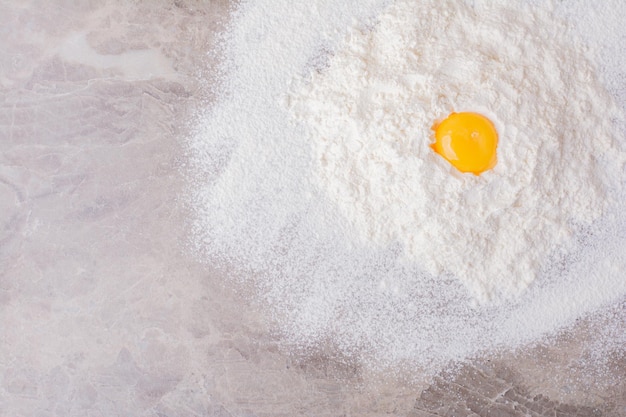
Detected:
left=430, top=112, right=498, bottom=175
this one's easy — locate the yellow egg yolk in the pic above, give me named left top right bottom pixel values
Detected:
left=430, top=112, right=498, bottom=175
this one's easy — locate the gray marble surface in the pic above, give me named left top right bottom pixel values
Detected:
left=1, top=1, right=624, bottom=416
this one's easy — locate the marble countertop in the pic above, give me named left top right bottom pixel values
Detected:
left=1, top=2, right=624, bottom=416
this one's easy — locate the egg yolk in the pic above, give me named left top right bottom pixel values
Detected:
left=430, top=112, right=498, bottom=175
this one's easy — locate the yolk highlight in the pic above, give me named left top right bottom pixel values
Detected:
left=430, top=112, right=498, bottom=175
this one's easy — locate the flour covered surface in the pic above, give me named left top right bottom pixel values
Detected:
left=189, top=0, right=626, bottom=372
left=288, top=0, right=624, bottom=302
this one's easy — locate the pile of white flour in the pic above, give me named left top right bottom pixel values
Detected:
left=188, top=0, right=626, bottom=372
left=287, top=0, right=623, bottom=301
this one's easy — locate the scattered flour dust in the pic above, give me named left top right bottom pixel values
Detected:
left=188, top=0, right=626, bottom=373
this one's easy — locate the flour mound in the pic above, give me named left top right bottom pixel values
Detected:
left=288, top=0, right=623, bottom=301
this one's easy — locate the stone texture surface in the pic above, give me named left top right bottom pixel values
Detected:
left=0, top=1, right=624, bottom=416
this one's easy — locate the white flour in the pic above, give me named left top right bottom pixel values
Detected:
left=287, top=0, right=623, bottom=301
left=188, top=0, right=626, bottom=372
